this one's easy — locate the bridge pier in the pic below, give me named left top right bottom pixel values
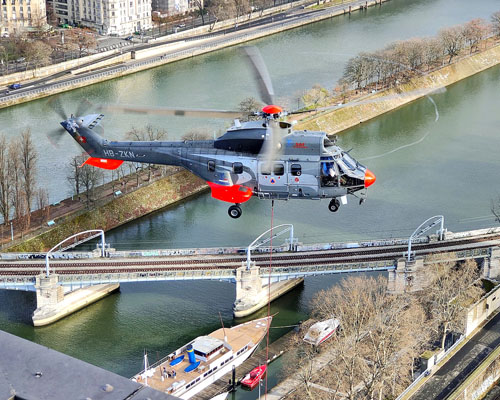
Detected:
left=482, top=246, right=500, bottom=279
left=32, top=274, right=120, bottom=326
left=387, top=257, right=426, bottom=294
left=233, top=262, right=304, bottom=318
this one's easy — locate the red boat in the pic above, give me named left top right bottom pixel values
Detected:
left=241, top=365, right=267, bottom=390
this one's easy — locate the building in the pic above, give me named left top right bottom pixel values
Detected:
left=0, top=329, right=179, bottom=400
left=0, top=0, right=47, bottom=37
left=47, top=0, right=152, bottom=35
left=151, top=0, right=198, bottom=17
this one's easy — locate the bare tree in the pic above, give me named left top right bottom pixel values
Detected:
left=126, top=125, right=167, bottom=181
left=462, top=19, right=488, bottom=53
left=0, top=135, right=11, bottom=224
left=67, top=154, right=86, bottom=200
left=207, top=0, right=236, bottom=27
left=308, top=276, right=428, bottom=400
left=80, top=163, right=103, bottom=208
left=342, top=55, right=369, bottom=89
left=65, top=28, right=97, bottom=57
left=422, top=257, right=482, bottom=349
left=182, top=129, right=211, bottom=141
left=492, top=195, right=500, bottom=222
left=24, top=41, right=52, bottom=70
left=191, top=0, right=207, bottom=25
left=36, top=188, right=50, bottom=223
left=491, top=11, right=500, bottom=37
left=438, top=25, right=464, bottom=63
left=234, top=0, right=251, bottom=22
left=423, top=37, right=444, bottom=70
left=238, top=96, right=262, bottom=120
left=302, top=84, right=330, bottom=108
left=8, top=141, right=22, bottom=220
left=19, top=129, right=38, bottom=227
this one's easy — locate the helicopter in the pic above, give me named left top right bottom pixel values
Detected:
left=55, top=47, right=376, bottom=219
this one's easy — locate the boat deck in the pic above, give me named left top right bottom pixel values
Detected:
left=191, top=326, right=295, bottom=400
left=138, top=318, right=270, bottom=396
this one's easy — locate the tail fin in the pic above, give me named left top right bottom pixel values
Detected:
left=61, top=114, right=105, bottom=156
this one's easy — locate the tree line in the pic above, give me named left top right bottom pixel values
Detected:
left=287, top=257, right=482, bottom=400
left=0, top=27, right=97, bottom=73
left=65, top=124, right=173, bottom=210
left=301, top=11, right=500, bottom=108
left=0, top=130, right=49, bottom=231
left=340, top=12, right=500, bottom=92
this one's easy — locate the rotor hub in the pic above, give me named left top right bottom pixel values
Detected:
left=262, top=105, right=283, bottom=115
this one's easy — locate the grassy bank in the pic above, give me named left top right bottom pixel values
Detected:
left=295, top=44, right=500, bottom=134
left=6, top=170, right=207, bottom=252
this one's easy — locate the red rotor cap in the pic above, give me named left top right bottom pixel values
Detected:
left=262, top=105, right=283, bottom=114
left=364, top=169, right=376, bottom=188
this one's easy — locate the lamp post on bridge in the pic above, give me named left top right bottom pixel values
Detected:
left=246, top=224, right=295, bottom=270
left=45, top=229, right=106, bottom=277
left=407, top=216, right=445, bottom=262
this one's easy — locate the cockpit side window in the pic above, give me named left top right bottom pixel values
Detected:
left=342, top=152, right=357, bottom=170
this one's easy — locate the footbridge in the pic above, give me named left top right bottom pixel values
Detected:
left=1, top=224, right=500, bottom=325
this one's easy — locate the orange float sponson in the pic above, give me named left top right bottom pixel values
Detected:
left=82, top=157, right=124, bottom=170
left=207, top=182, right=253, bottom=204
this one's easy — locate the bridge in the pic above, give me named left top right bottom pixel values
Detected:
left=1, top=224, right=500, bottom=325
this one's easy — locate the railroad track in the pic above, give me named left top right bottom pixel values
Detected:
left=1, top=235, right=498, bottom=277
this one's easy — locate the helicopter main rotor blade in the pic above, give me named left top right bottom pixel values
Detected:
left=101, top=104, right=243, bottom=119
left=75, top=98, right=94, bottom=118
left=243, top=46, right=275, bottom=106
left=260, top=120, right=285, bottom=167
left=47, top=96, right=68, bottom=121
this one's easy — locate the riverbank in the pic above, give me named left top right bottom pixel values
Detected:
left=0, top=0, right=388, bottom=109
left=294, top=42, right=500, bottom=134
left=6, top=169, right=208, bottom=252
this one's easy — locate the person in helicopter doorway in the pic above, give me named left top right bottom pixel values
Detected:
left=321, top=157, right=337, bottom=187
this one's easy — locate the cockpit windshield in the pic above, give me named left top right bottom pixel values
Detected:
left=342, top=152, right=358, bottom=170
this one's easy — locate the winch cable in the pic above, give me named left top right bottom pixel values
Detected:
left=265, top=199, right=275, bottom=399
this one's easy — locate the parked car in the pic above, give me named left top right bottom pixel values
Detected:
left=176, top=23, right=186, bottom=28
left=15, top=57, right=25, bottom=63
left=124, top=35, right=133, bottom=40
left=8, top=83, right=21, bottom=90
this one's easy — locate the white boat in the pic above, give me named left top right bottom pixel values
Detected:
left=133, top=316, right=272, bottom=399
left=303, top=318, right=340, bottom=346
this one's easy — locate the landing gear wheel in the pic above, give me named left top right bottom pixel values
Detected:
left=328, top=199, right=340, bottom=213
left=228, top=205, right=242, bottom=219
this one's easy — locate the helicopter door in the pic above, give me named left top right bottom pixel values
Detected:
left=289, top=162, right=318, bottom=198
left=258, top=162, right=288, bottom=198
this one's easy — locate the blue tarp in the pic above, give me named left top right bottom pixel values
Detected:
left=169, top=355, right=184, bottom=366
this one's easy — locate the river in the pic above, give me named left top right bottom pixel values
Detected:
left=1, top=0, right=500, bottom=399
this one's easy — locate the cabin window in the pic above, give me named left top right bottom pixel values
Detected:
left=233, top=162, right=243, bottom=174
left=274, top=163, right=284, bottom=176
left=261, top=164, right=271, bottom=175
left=207, top=160, right=215, bottom=171
left=291, top=164, right=302, bottom=176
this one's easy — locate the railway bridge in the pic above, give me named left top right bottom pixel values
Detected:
left=1, top=226, right=500, bottom=325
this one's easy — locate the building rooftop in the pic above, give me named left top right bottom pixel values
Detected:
left=0, top=330, right=178, bottom=400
